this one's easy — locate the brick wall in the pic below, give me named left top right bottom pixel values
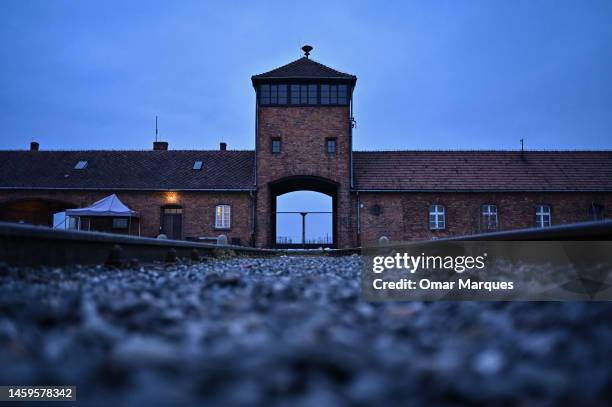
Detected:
left=255, top=106, right=353, bottom=248
left=355, top=191, right=612, bottom=245
left=0, top=190, right=254, bottom=244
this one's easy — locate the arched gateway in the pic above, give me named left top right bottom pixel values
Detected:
left=270, top=176, right=337, bottom=248
left=251, top=46, right=357, bottom=248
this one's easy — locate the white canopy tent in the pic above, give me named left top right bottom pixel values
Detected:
left=65, top=194, right=140, bottom=235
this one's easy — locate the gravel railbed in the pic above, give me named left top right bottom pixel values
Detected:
left=0, top=256, right=611, bottom=406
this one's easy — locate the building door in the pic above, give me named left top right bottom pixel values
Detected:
left=161, top=206, right=182, bottom=240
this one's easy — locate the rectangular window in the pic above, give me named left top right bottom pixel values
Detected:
left=338, top=84, right=348, bottom=104
left=278, top=84, right=288, bottom=104
left=260, top=84, right=270, bottom=105
left=271, top=138, right=281, bottom=154
left=270, top=84, right=278, bottom=104
left=318, top=84, right=348, bottom=105
left=300, top=85, right=308, bottom=104
left=429, top=204, right=446, bottom=230
left=260, top=84, right=288, bottom=105
left=290, top=84, right=300, bottom=104
left=481, top=204, right=498, bottom=230
left=536, top=205, right=551, bottom=228
left=308, top=84, right=317, bottom=104
left=330, top=85, right=338, bottom=104
left=112, top=218, right=129, bottom=229
left=321, top=84, right=330, bottom=104
left=215, top=205, right=231, bottom=229
left=193, top=160, right=203, bottom=170
left=326, top=138, right=336, bottom=154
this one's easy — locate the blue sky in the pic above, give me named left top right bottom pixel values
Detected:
left=1, top=0, right=611, bottom=152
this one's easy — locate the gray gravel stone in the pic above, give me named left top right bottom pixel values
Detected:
left=0, top=256, right=611, bottom=406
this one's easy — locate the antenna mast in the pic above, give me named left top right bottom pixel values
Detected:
left=155, top=116, right=158, bottom=142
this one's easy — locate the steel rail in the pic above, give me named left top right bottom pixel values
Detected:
left=1, top=220, right=611, bottom=266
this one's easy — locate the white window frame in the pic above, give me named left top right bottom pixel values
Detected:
left=215, top=204, right=231, bottom=229
left=536, top=205, right=551, bottom=228
left=482, top=204, right=498, bottom=230
left=429, top=205, right=446, bottom=230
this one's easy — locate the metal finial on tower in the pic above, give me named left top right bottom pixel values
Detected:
left=302, top=45, right=313, bottom=58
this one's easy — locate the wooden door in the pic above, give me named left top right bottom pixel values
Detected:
left=161, top=207, right=183, bottom=240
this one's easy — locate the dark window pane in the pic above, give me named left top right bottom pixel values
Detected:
left=270, top=85, right=277, bottom=104
left=291, top=85, right=300, bottom=104
left=300, top=85, right=308, bottom=104
left=308, top=84, right=317, bottom=104
left=338, top=85, right=348, bottom=104
left=321, top=85, right=330, bottom=104
left=330, top=85, right=337, bottom=104
left=278, top=85, right=287, bottom=104
left=272, top=139, right=281, bottom=153
left=260, top=85, right=270, bottom=105
left=327, top=139, right=336, bottom=154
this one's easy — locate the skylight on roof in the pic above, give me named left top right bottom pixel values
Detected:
left=193, top=160, right=203, bottom=170
left=74, top=160, right=88, bottom=170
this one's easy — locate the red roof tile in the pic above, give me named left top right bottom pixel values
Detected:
left=0, top=150, right=255, bottom=190
left=353, top=151, right=612, bottom=191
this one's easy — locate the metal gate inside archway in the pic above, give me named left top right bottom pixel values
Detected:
left=275, top=191, right=333, bottom=248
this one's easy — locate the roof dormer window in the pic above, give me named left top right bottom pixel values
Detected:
left=74, top=160, right=88, bottom=170
left=193, top=160, right=203, bottom=170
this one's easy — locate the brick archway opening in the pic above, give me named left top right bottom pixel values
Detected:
left=269, top=176, right=338, bottom=249
left=0, top=198, right=78, bottom=227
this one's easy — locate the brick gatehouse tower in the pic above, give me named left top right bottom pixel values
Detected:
left=252, top=46, right=357, bottom=248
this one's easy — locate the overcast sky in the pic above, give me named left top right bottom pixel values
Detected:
left=1, top=0, right=611, bottom=152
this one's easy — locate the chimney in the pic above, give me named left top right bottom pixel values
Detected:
left=153, top=141, right=168, bottom=151
left=30, top=141, right=39, bottom=151
left=220, top=142, right=227, bottom=151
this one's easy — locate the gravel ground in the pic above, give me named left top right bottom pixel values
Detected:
left=1, top=256, right=611, bottom=406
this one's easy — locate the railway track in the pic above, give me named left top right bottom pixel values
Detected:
left=1, top=220, right=611, bottom=267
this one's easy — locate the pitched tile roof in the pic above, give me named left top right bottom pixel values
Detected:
left=0, top=150, right=255, bottom=190
left=252, top=57, right=356, bottom=80
left=353, top=151, right=612, bottom=191
left=1, top=149, right=610, bottom=192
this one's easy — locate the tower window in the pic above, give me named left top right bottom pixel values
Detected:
left=338, top=85, right=348, bottom=104
left=326, top=138, right=336, bottom=154
left=290, top=84, right=300, bottom=104
left=481, top=204, right=498, bottom=230
left=308, top=84, right=317, bottom=104
left=429, top=205, right=446, bottom=230
left=271, top=138, right=281, bottom=154
left=289, top=84, right=320, bottom=105
left=278, top=85, right=287, bottom=104
left=193, top=160, right=203, bottom=170
left=536, top=205, right=551, bottom=228
left=260, top=84, right=288, bottom=105
left=260, top=84, right=270, bottom=104
left=215, top=205, right=231, bottom=229
left=321, top=84, right=348, bottom=105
